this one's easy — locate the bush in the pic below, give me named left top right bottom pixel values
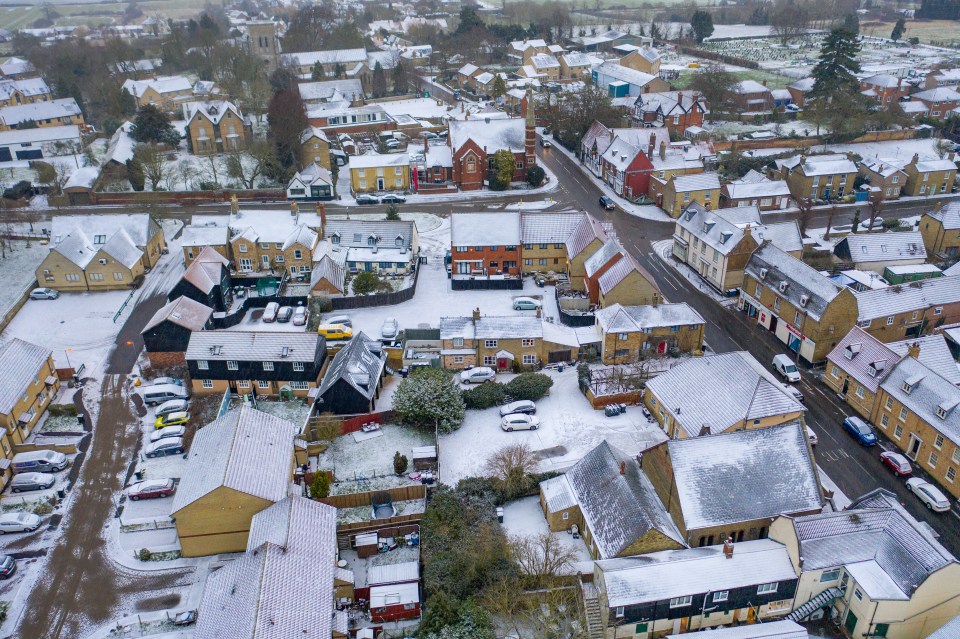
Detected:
left=393, top=451, right=408, bottom=475
left=311, top=471, right=330, bottom=498
left=462, top=382, right=507, bottom=409
left=882, top=217, right=900, bottom=230
left=526, top=166, right=545, bottom=187
left=393, top=367, right=465, bottom=433
left=505, top=373, right=553, bottom=401
left=138, top=548, right=152, bottom=561
left=2, top=180, right=33, bottom=201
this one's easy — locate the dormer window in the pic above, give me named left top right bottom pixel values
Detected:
left=902, top=381, right=913, bottom=393
left=331, top=233, right=340, bottom=245
left=937, top=406, right=947, bottom=419
left=845, top=343, right=861, bottom=359
left=395, top=236, right=403, bottom=247
left=368, top=235, right=377, bottom=246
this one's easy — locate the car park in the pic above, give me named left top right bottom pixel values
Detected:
left=906, top=478, right=951, bottom=512
left=382, top=194, right=407, bottom=204
left=356, top=195, right=380, bottom=205
left=512, top=297, right=542, bottom=311
left=10, top=472, right=55, bottom=493
left=880, top=451, right=912, bottom=477
left=150, top=425, right=186, bottom=442
left=293, top=307, right=308, bottom=326
left=381, top=318, right=399, bottom=339
left=599, top=196, right=615, bottom=210
left=0, top=555, right=16, bottom=579
left=144, top=437, right=185, bottom=458
left=842, top=416, right=877, bottom=446
left=501, top=414, right=540, bottom=431
left=29, top=288, right=59, bottom=300
left=149, top=376, right=184, bottom=387
left=262, top=302, right=280, bottom=322
left=0, top=512, right=42, bottom=534
left=142, top=384, right=189, bottom=406
left=499, top=400, right=536, bottom=417
left=155, top=399, right=189, bottom=417
left=772, top=354, right=801, bottom=383
left=155, top=411, right=189, bottom=429
left=276, top=306, right=293, bottom=323
left=127, top=479, right=176, bottom=501
left=460, top=367, right=496, bottom=384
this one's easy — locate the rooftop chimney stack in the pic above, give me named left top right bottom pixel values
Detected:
left=659, top=140, right=667, bottom=160
left=230, top=193, right=239, bottom=215
left=723, top=538, right=735, bottom=558
left=316, top=202, right=326, bottom=235
left=908, top=342, right=921, bottom=359
left=619, top=460, right=626, bottom=475
left=472, top=307, right=481, bottom=322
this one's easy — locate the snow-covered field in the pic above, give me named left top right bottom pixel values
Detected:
left=439, top=367, right=667, bottom=484
left=0, top=240, right=50, bottom=323
left=501, top=495, right=592, bottom=568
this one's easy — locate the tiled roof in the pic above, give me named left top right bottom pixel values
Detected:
left=677, top=203, right=746, bottom=257
left=0, top=339, right=51, bottom=415
left=595, top=303, right=705, bottom=333
left=879, top=357, right=960, bottom=448
left=927, top=202, right=960, bottom=230
left=317, top=332, right=385, bottom=401
left=51, top=213, right=158, bottom=248
left=181, top=246, right=229, bottom=293
left=0, top=97, right=82, bottom=127
left=671, top=172, right=721, bottom=192
left=100, top=228, right=143, bottom=269
left=325, top=219, right=414, bottom=250
left=449, top=117, right=526, bottom=154
left=186, top=331, right=321, bottom=362
left=566, top=213, right=609, bottom=258
left=745, top=244, right=843, bottom=321
left=540, top=475, right=577, bottom=512
left=834, top=231, right=926, bottom=264
left=597, top=252, right=654, bottom=295
left=889, top=334, right=960, bottom=386
left=439, top=315, right=543, bottom=340
left=450, top=212, right=520, bottom=246
left=826, top=327, right=898, bottom=394
left=520, top=212, right=584, bottom=244
left=281, top=48, right=367, bottom=67
left=143, top=296, right=213, bottom=332
left=310, top=254, right=345, bottom=292
left=855, top=276, right=960, bottom=321
left=584, top=240, right=623, bottom=277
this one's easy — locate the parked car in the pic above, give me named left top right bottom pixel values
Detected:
left=805, top=426, right=818, bottom=446
left=10, top=472, right=55, bottom=493
left=327, top=315, right=352, bottom=328
left=512, top=297, right=542, bottom=311
left=127, top=479, right=176, bottom=501
left=293, top=307, right=308, bottom=326
left=501, top=414, right=540, bottom=432
left=880, top=451, right=912, bottom=477
left=0, top=555, right=16, bottom=579
left=142, top=384, right=189, bottom=406
left=772, top=354, right=801, bottom=383
left=149, top=376, right=184, bottom=387
left=173, top=611, right=198, bottom=626
left=382, top=194, right=407, bottom=204
left=262, top=302, right=280, bottom=323
left=842, top=416, right=877, bottom=446
left=317, top=324, right=353, bottom=340
left=155, top=399, right=189, bottom=417
left=460, top=367, right=496, bottom=384
left=906, top=478, right=951, bottom=512
left=499, top=400, right=536, bottom=417
left=356, top=195, right=380, bottom=205
left=150, top=425, right=186, bottom=442
left=381, top=318, right=399, bottom=339
left=782, top=384, right=804, bottom=403
left=0, top=512, right=42, bottom=534
left=155, top=411, right=189, bottom=429
left=599, top=196, right=615, bottom=210
left=29, top=288, right=59, bottom=300
left=276, top=306, right=293, bottom=323
left=385, top=139, right=402, bottom=150
left=11, top=450, right=68, bottom=473
left=144, top=437, right=185, bottom=458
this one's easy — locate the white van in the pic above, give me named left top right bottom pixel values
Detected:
left=142, top=384, right=189, bottom=406
left=11, top=450, right=68, bottom=474
left=772, top=354, right=801, bottom=383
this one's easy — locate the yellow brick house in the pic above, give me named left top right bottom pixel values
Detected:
left=439, top=312, right=544, bottom=371
left=902, top=154, right=957, bottom=197
left=350, top=152, right=410, bottom=194
left=649, top=173, right=721, bottom=218
left=777, top=154, right=859, bottom=202
left=920, top=202, right=960, bottom=258
left=594, top=302, right=705, bottom=363
left=184, top=101, right=251, bottom=156
left=0, top=339, right=60, bottom=449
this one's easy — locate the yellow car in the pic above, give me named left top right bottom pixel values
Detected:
left=154, top=411, right=189, bottom=429
left=317, top=324, right=353, bottom=340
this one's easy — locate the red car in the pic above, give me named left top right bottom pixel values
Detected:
left=127, top=479, right=176, bottom=501
left=880, top=451, right=912, bottom=477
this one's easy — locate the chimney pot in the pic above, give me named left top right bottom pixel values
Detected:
left=723, top=538, right=734, bottom=558
left=619, top=460, right=626, bottom=475
left=907, top=342, right=921, bottom=359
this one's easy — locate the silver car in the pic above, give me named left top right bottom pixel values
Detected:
left=499, top=400, right=536, bottom=417
left=29, top=288, right=59, bottom=300
left=150, top=425, right=186, bottom=443
left=155, top=399, right=189, bottom=416
left=293, top=307, right=308, bottom=326
left=0, top=512, right=42, bottom=534
left=381, top=318, right=399, bottom=339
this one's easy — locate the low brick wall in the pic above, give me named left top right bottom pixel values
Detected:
left=13, top=442, right=79, bottom=455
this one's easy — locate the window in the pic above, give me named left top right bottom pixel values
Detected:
left=89, top=273, right=104, bottom=281
left=484, top=340, right=498, bottom=348
left=238, top=380, right=250, bottom=388
left=227, top=361, right=238, bottom=370
left=947, top=467, right=957, bottom=483
left=795, top=311, right=802, bottom=325
left=293, top=361, right=304, bottom=372
left=858, top=319, right=872, bottom=328
left=713, top=591, right=728, bottom=602
left=539, top=258, right=547, bottom=265
left=854, top=589, right=863, bottom=601
left=899, top=407, right=908, bottom=421
left=880, top=414, right=889, bottom=428
left=113, top=272, right=125, bottom=281
left=773, top=297, right=781, bottom=312
left=238, top=244, right=248, bottom=253
left=453, top=337, right=464, bottom=347
left=669, top=596, right=692, bottom=608
left=885, top=397, right=894, bottom=411
left=263, top=361, right=274, bottom=371
left=895, top=424, right=903, bottom=439
left=290, top=381, right=310, bottom=390
left=953, top=448, right=960, bottom=465
left=294, top=249, right=302, bottom=260
left=453, top=355, right=464, bottom=364
left=65, top=273, right=80, bottom=282
left=524, top=259, right=532, bottom=265
left=275, top=255, right=284, bottom=263
left=757, top=583, right=778, bottom=595
left=523, top=354, right=537, bottom=364
left=831, top=366, right=840, bottom=379
left=258, top=380, right=270, bottom=389
left=483, top=356, right=495, bottom=366
left=929, top=451, right=939, bottom=468
left=855, top=385, right=865, bottom=399
left=615, top=606, right=625, bottom=618
left=886, top=315, right=895, bottom=325
left=202, top=379, right=213, bottom=388
left=522, top=338, right=535, bottom=347
left=935, top=306, right=943, bottom=315
left=935, top=434, right=944, bottom=449
left=197, top=360, right=209, bottom=370
left=820, top=568, right=841, bottom=582
left=755, top=284, right=762, bottom=297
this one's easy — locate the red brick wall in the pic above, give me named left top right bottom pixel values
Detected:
left=450, top=245, right=522, bottom=275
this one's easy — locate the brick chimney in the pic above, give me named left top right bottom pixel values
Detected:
left=723, top=537, right=735, bottom=558
left=230, top=193, right=239, bottom=215
left=424, top=136, right=429, bottom=153
left=290, top=200, right=299, bottom=218
left=659, top=140, right=667, bottom=160
left=647, top=137, right=655, bottom=157
left=524, top=87, right=537, bottom=170
left=907, top=342, right=921, bottom=359
left=316, top=202, right=326, bottom=235
left=472, top=307, right=481, bottom=322
left=619, top=460, right=626, bottom=475
left=652, top=293, right=659, bottom=307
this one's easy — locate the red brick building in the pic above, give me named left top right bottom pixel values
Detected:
left=859, top=74, right=910, bottom=107
left=633, top=91, right=707, bottom=133
left=450, top=211, right=522, bottom=276
left=583, top=240, right=626, bottom=304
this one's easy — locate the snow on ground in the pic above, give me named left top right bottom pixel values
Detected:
left=249, top=398, right=312, bottom=429
left=0, top=240, right=49, bottom=323
left=224, top=307, right=311, bottom=332
left=439, top=367, right=667, bottom=484
left=375, top=97, right=458, bottom=121
left=504, top=198, right=562, bottom=211
left=652, top=239, right=737, bottom=306
left=501, top=495, right=592, bottom=569
left=317, top=423, right=434, bottom=483
left=334, top=211, right=444, bottom=233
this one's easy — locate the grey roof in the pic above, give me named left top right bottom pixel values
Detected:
left=439, top=315, right=543, bottom=340
left=521, top=211, right=584, bottom=244
left=325, top=219, right=414, bottom=251
left=51, top=213, right=159, bottom=248
left=597, top=539, right=796, bottom=608
left=927, top=202, right=960, bottom=231
left=100, top=228, right=143, bottom=269
left=598, top=252, right=654, bottom=294
left=778, top=154, right=857, bottom=177
left=595, top=303, right=705, bottom=333
left=565, top=213, right=609, bottom=258
left=565, top=441, right=684, bottom=558
left=667, top=620, right=808, bottom=639
left=754, top=222, right=803, bottom=254
left=792, top=488, right=954, bottom=599
left=0, top=97, right=81, bottom=127
left=826, top=327, right=898, bottom=394
left=0, top=339, right=51, bottom=415
left=540, top=474, right=577, bottom=513
left=584, top=240, right=623, bottom=277
left=450, top=212, right=520, bottom=246
left=834, top=231, right=927, bottom=264
left=171, top=406, right=297, bottom=513
left=182, top=246, right=228, bottom=294
left=889, top=334, right=960, bottom=386
left=671, top=173, right=721, bottom=192
left=195, top=497, right=340, bottom=639
left=677, top=203, right=747, bottom=257
left=186, top=331, right=321, bottom=363
left=143, top=296, right=213, bottom=332
left=181, top=224, right=228, bottom=248
left=667, top=423, right=823, bottom=531
left=645, top=351, right=805, bottom=437
left=317, top=332, right=385, bottom=401
left=310, top=254, right=346, bottom=292
left=745, top=243, right=843, bottom=321
left=856, top=276, right=960, bottom=321
left=879, top=356, right=960, bottom=448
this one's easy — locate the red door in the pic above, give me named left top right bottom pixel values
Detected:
left=657, top=341, right=667, bottom=355
left=498, top=358, right=509, bottom=369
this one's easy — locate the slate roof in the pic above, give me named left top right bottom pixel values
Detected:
left=186, top=331, right=321, bottom=363
left=927, top=613, right=960, bottom=639
left=229, top=209, right=322, bottom=245
left=100, top=229, right=143, bottom=269
left=0, top=97, right=82, bottom=127
left=0, top=339, right=51, bottom=415
left=834, top=231, right=926, bottom=264
left=598, top=539, right=796, bottom=608
left=645, top=351, right=805, bottom=437
left=791, top=488, right=954, bottom=599
left=671, top=172, right=721, bottom=192
left=855, top=275, right=960, bottom=321
left=181, top=246, right=228, bottom=293
left=122, top=75, right=192, bottom=97
left=598, top=252, right=655, bottom=295
left=449, top=117, right=526, bottom=154
left=666, top=620, right=808, bottom=639
left=565, top=441, right=684, bottom=558
left=889, top=334, right=960, bottom=386
left=635, top=91, right=705, bottom=117
left=600, top=137, right=641, bottom=172
left=879, top=356, right=960, bottom=448
left=927, top=202, right=960, bottom=230
left=194, top=496, right=340, bottom=639
left=520, top=212, right=584, bottom=244
left=297, top=79, right=364, bottom=103
left=724, top=177, right=791, bottom=200
left=595, top=303, right=705, bottom=333
left=281, top=48, right=367, bottom=67
left=50, top=231, right=97, bottom=269
left=310, top=254, right=346, bottom=292
left=325, top=219, right=415, bottom=250
left=317, top=332, right=385, bottom=401
left=450, top=212, right=520, bottom=246
left=667, top=423, right=822, bottom=530
left=562, top=213, right=612, bottom=260
left=184, top=100, right=244, bottom=125
left=51, top=213, right=158, bottom=248
left=143, top=296, right=213, bottom=332
left=677, top=203, right=747, bottom=257
left=777, top=154, right=858, bottom=177
left=171, top=406, right=297, bottom=513
left=439, top=315, right=543, bottom=340
left=826, top=327, right=898, bottom=394
left=594, top=62, right=657, bottom=89
left=745, top=243, right=843, bottom=321
left=540, top=474, right=577, bottom=513
left=584, top=240, right=623, bottom=277
left=181, top=224, right=228, bottom=248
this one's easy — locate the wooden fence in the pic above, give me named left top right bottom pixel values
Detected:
left=82, top=188, right=286, bottom=206
left=337, top=513, right=423, bottom=535
left=330, top=267, right=420, bottom=310
left=318, top=484, right=427, bottom=509
left=0, top=281, right=36, bottom=333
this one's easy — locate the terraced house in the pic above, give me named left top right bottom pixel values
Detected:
left=439, top=312, right=543, bottom=370
left=0, top=339, right=59, bottom=448
left=776, top=154, right=858, bottom=202
left=649, top=173, right=722, bottom=218
left=903, top=154, right=956, bottom=197
left=855, top=275, right=960, bottom=342
left=0, top=97, right=85, bottom=131
left=921, top=202, right=960, bottom=258
left=228, top=208, right=322, bottom=276
left=520, top=211, right=583, bottom=274
left=594, top=302, right=705, bottom=363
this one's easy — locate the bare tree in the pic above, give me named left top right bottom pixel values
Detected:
left=226, top=140, right=276, bottom=190
left=796, top=197, right=815, bottom=235
left=485, top=443, right=538, bottom=498
left=867, top=192, right=884, bottom=231
left=510, top=533, right=578, bottom=582
left=200, top=156, right=223, bottom=189
left=770, top=0, right=809, bottom=44
left=823, top=202, right=838, bottom=240
left=133, top=143, right=168, bottom=191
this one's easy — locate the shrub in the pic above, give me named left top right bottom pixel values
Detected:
left=462, top=382, right=506, bottom=409
left=311, top=471, right=330, bottom=498
left=393, top=367, right=465, bottom=433
left=393, top=451, right=409, bottom=475
left=2, top=180, right=33, bottom=201
left=882, top=217, right=900, bottom=230
left=32, top=502, right=53, bottom=515
left=526, top=166, right=545, bottom=187
left=138, top=548, right=152, bottom=561
left=505, top=373, right=553, bottom=401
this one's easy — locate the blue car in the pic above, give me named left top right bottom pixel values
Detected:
left=843, top=416, right=877, bottom=446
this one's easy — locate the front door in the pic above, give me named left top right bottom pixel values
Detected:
left=908, top=435, right=922, bottom=461
left=377, top=177, right=385, bottom=190
left=657, top=341, right=667, bottom=355
left=845, top=610, right=859, bottom=634
left=842, top=378, right=850, bottom=395
left=497, top=357, right=509, bottom=369
left=261, top=255, right=270, bottom=268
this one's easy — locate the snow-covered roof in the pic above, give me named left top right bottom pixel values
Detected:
left=834, top=231, right=927, bottom=264
left=792, top=488, right=954, bottom=599
left=457, top=63, right=479, bottom=76
left=928, top=613, right=960, bottom=639
left=730, top=80, right=771, bottom=94
left=597, top=253, right=653, bottom=295
left=184, top=100, right=244, bottom=125
left=0, top=124, right=80, bottom=147
left=889, top=334, right=960, bottom=386
left=667, top=620, right=808, bottom=639
left=0, top=77, right=49, bottom=99
left=584, top=239, right=623, bottom=277
left=594, top=62, right=657, bottom=89
left=510, top=38, right=547, bottom=51
left=826, top=327, right=898, bottom=394
left=194, top=497, right=340, bottom=639
left=913, top=157, right=958, bottom=173
left=723, top=177, right=791, bottom=200
left=440, top=315, right=542, bottom=341
left=862, top=74, right=901, bottom=89
left=862, top=158, right=907, bottom=178
left=561, top=52, right=593, bottom=67
left=229, top=209, right=322, bottom=246
left=677, top=204, right=748, bottom=257
left=635, top=91, right=706, bottom=117
left=598, top=538, right=796, bottom=608
left=310, top=254, right=346, bottom=292
left=181, top=223, right=228, bottom=248
left=856, top=275, right=960, bottom=321
left=143, top=295, right=213, bottom=332
left=788, top=77, right=814, bottom=92
left=912, top=87, right=960, bottom=103
left=63, top=166, right=99, bottom=190
left=600, top=137, right=641, bottom=172
left=451, top=212, right=520, bottom=247
left=317, top=332, right=385, bottom=402
left=530, top=53, right=560, bottom=69
left=325, top=219, right=415, bottom=250
left=666, top=422, right=822, bottom=530
left=181, top=246, right=229, bottom=293
left=745, top=243, right=843, bottom=321
left=298, top=79, right=364, bottom=103
left=171, top=406, right=297, bottom=514
left=646, top=351, right=805, bottom=437
left=881, top=356, right=960, bottom=447
left=565, top=441, right=684, bottom=558
left=349, top=152, right=409, bottom=169
left=281, top=48, right=367, bottom=67
left=927, top=202, right=960, bottom=230
left=566, top=213, right=609, bottom=258
left=671, top=173, right=720, bottom=192
left=101, top=228, right=143, bottom=269
left=51, top=213, right=158, bottom=248
left=103, top=121, right=135, bottom=166
left=367, top=561, right=419, bottom=586
left=595, top=303, right=704, bottom=333
left=754, top=222, right=803, bottom=254
left=187, top=331, right=321, bottom=364
left=521, top=212, right=584, bottom=245
left=902, top=101, right=929, bottom=114
left=0, top=98, right=81, bottom=127
left=778, top=154, right=857, bottom=177
left=449, top=117, right=526, bottom=154
left=121, top=75, right=193, bottom=97
left=51, top=231, right=97, bottom=269
left=540, top=475, right=577, bottom=513
left=291, top=162, right=333, bottom=188
left=0, top=57, right=35, bottom=77
left=369, top=582, right=419, bottom=607
left=0, top=339, right=51, bottom=415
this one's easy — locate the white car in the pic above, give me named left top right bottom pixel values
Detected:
left=155, top=399, right=189, bottom=417
left=150, top=425, right=186, bottom=442
left=381, top=318, right=399, bottom=339
left=501, top=414, right=540, bottom=432
left=0, top=512, right=42, bottom=534
left=499, top=400, right=536, bottom=417
left=906, top=478, right=951, bottom=512
left=149, top=376, right=184, bottom=387
left=460, top=367, right=495, bottom=384
left=805, top=426, right=818, bottom=446
left=29, top=288, right=59, bottom=300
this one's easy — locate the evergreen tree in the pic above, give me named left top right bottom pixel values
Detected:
left=809, top=28, right=861, bottom=101
left=690, top=10, right=714, bottom=43
left=392, top=60, right=409, bottom=95
left=890, top=17, right=906, bottom=42
left=649, top=20, right=662, bottom=41
left=371, top=62, right=387, bottom=98
left=490, top=74, right=507, bottom=100
left=311, top=61, right=325, bottom=80
left=130, top=105, right=180, bottom=146
left=392, top=367, right=465, bottom=433
left=333, top=62, right=345, bottom=79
